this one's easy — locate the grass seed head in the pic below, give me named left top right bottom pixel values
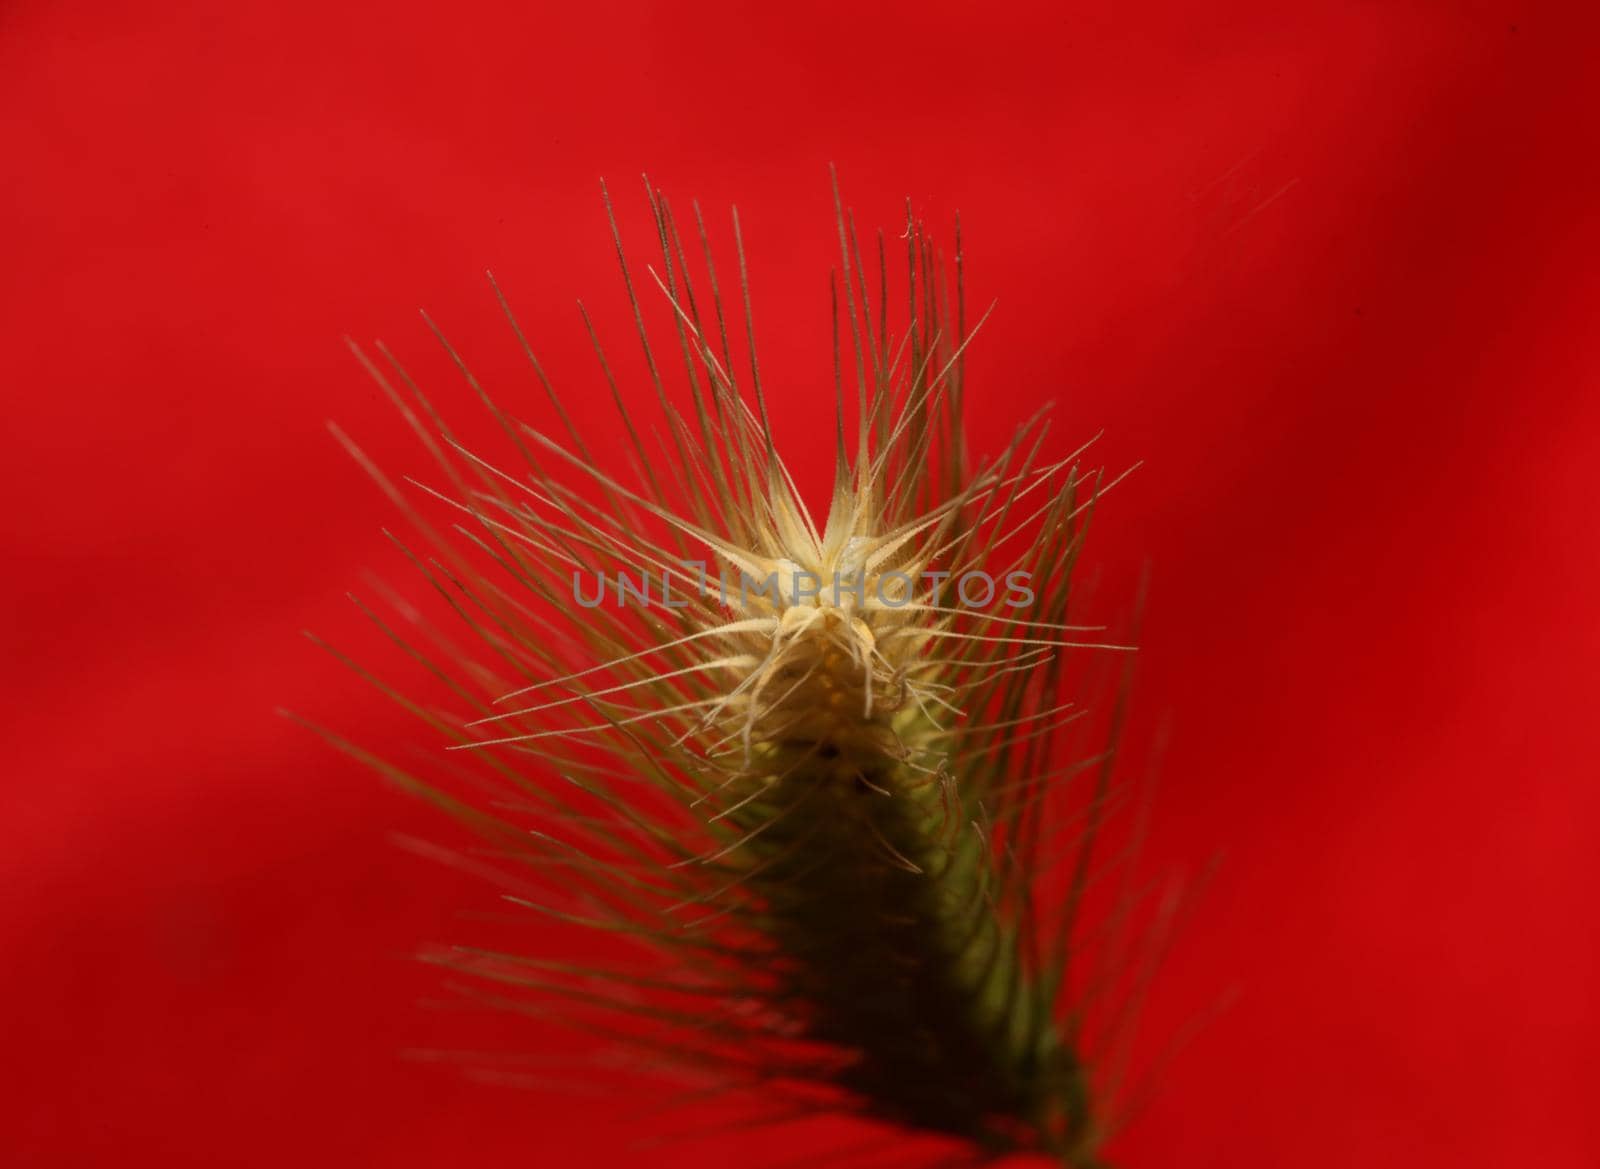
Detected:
left=311, top=175, right=1143, bottom=1167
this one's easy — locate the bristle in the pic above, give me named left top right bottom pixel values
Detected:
left=312, top=179, right=1140, bottom=1167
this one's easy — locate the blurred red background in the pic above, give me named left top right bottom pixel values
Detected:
left=3, top=1, right=1596, bottom=1166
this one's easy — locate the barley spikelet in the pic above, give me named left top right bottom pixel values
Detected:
left=306, top=176, right=1145, bottom=1166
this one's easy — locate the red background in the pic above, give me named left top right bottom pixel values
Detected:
left=3, top=2, right=1596, bottom=1166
